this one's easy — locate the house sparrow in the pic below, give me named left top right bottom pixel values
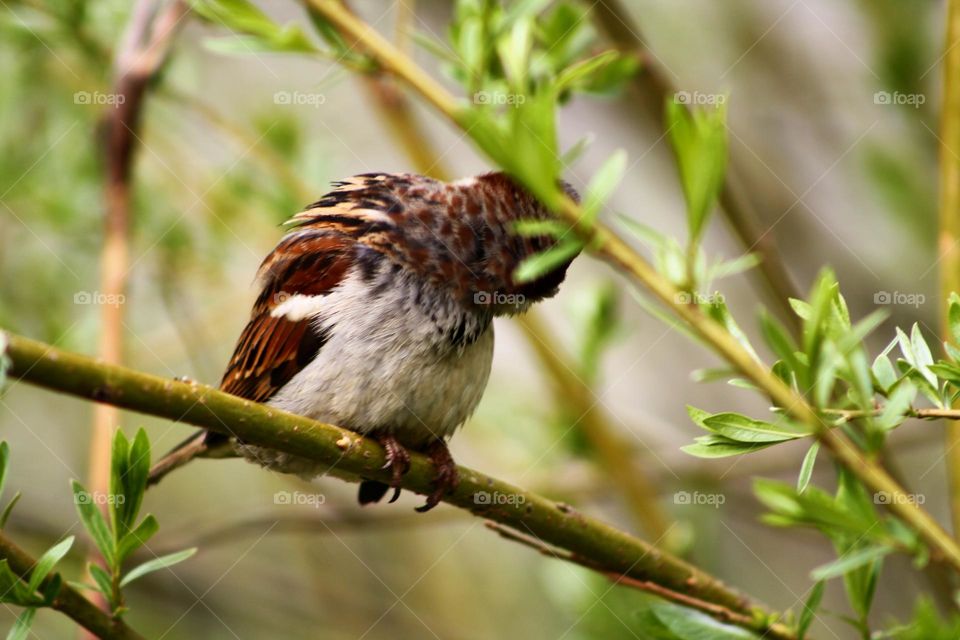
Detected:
left=149, top=171, right=579, bottom=511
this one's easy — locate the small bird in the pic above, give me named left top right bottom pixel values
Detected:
left=149, top=171, right=579, bottom=511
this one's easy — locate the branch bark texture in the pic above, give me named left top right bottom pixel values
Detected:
left=2, top=331, right=795, bottom=639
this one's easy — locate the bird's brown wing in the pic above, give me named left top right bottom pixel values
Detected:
left=219, top=234, right=353, bottom=402
left=221, top=174, right=415, bottom=401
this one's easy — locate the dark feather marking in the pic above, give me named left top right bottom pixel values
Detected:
left=356, top=246, right=382, bottom=283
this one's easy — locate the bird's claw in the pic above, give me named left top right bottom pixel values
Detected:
left=416, top=441, right=459, bottom=513
left=379, top=435, right=411, bottom=503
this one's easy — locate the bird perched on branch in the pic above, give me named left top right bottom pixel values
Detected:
left=149, top=171, right=579, bottom=511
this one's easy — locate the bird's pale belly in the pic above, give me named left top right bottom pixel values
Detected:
left=237, top=271, right=494, bottom=477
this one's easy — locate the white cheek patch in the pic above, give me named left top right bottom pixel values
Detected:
left=270, top=293, right=327, bottom=321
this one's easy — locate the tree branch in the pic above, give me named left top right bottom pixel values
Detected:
left=830, top=408, right=960, bottom=421
left=940, top=0, right=960, bottom=541
left=484, top=522, right=795, bottom=639
left=88, top=1, right=187, bottom=625
left=303, top=0, right=960, bottom=573
left=1, top=331, right=795, bottom=639
left=0, top=532, right=144, bottom=640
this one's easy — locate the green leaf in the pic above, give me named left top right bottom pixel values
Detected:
left=120, top=548, right=197, bottom=588
left=876, top=382, right=916, bottom=431
left=842, top=545, right=882, bottom=618
left=71, top=481, right=115, bottom=568
left=811, top=546, right=890, bottom=581
left=789, top=298, right=812, bottom=320
left=754, top=479, right=878, bottom=535
left=702, top=413, right=809, bottom=443
left=872, top=351, right=899, bottom=392
left=0, top=492, right=21, bottom=529
left=496, top=17, right=533, bottom=88
left=554, top=50, right=621, bottom=95
left=513, top=239, right=582, bottom=283
left=26, top=536, right=73, bottom=593
left=117, top=515, right=159, bottom=564
left=666, top=98, right=728, bottom=246
left=911, top=323, right=937, bottom=385
left=929, top=362, right=960, bottom=384
left=121, top=429, right=151, bottom=534
left=649, top=597, right=760, bottom=639
left=616, top=214, right=667, bottom=248
left=109, top=430, right=129, bottom=533
left=0, top=560, right=32, bottom=605
left=836, top=309, right=887, bottom=355
left=703, top=300, right=762, bottom=362
left=813, top=344, right=839, bottom=408
left=803, top=269, right=838, bottom=361
left=950, top=292, right=960, bottom=346
left=581, top=149, right=627, bottom=223
left=203, top=34, right=315, bottom=55
left=682, top=436, right=777, bottom=458
left=192, top=0, right=318, bottom=53
left=88, top=564, right=113, bottom=600
left=707, top=253, right=760, bottom=282
left=0, top=442, right=9, bottom=499
left=575, top=54, right=641, bottom=95
left=896, top=325, right=937, bottom=388
left=760, top=311, right=800, bottom=379
left=686, top=405, right=712, bottom=429
left=512, top=219, right=572, bottom=238
left=560, top=134, right=593, bottom=167
left=797, top=442, right=819, bottom=493
left=5, top=607, right=36, bottom=640
left=797, top=581, right=825, bottom=639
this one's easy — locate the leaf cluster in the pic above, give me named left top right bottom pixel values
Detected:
left=70, top=429, right=195, bottom=617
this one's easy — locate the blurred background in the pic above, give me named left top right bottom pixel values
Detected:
left=0, top=0, right=949, bottom=637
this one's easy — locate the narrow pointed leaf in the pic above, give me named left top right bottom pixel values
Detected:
left=811, top=546, right=890, bottom=581
left=120, top=548, right=197, bottom=588
left=26, top=536, right=73, bottom=593
left=797, top=442, right=819, bottom=493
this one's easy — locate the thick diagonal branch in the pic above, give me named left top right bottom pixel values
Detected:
left=2, top=331, right=796, bottom=640
left=0, top=533, right=144, bottom=640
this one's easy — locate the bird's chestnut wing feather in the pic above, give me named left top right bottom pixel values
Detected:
left=219, top=235, right=353, bottom=402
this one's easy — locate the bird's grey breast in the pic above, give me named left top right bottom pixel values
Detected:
left=267, top=257, right=495, bottom=445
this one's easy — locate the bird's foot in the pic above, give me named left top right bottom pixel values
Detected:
left=415, top=440, right=459, bottom=513
left=379, top=434, right=411, bottom=503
